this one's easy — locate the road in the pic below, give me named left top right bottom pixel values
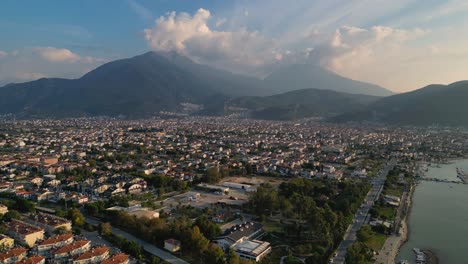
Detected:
left=85, top=217, right=189, bottom=264
left=331, top=160, right=396, bottom=264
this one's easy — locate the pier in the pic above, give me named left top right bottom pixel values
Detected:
left=419, top=177, right=463, bottom=184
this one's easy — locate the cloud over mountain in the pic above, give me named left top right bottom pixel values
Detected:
left=143, top=8, right=284, bottom=75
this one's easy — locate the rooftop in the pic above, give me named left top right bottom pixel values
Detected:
left=0, top=248, right=28, bottom=262
left=14, top=256, right=45, bottom=264
left=234, top=240, right=270, bottom=257
left=54, top=240, right=90, bottom=255
left=39, top=234, right=73, bottom=246
left=100, top=253, right=129, bottom=264
left=74, top=246, right=109, bottom=261
left=5, top=220, right=44, bottom=236
left=30, top=212, right=71, bottom=227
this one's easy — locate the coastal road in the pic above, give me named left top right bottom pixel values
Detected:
left=85, top=217, right=189, bottom=264
left=331, top=160, right=396, bottom=264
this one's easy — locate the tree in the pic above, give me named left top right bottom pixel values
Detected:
left=249, top=183, right=278, bottom=216
left=356, top=225, right=372, bottom=243
left=190, top=226, right=209, bottom=253
left=205, top=167, right=222, bottom=183
left=3, top=210, right=21, bottom=221
left=69, top=208, right=85, bottom=227
left=99, top=222, right=112, bottom=236
left=345, top=242, right=372, bottom=264
left=205, top=244, right=225, bottom=264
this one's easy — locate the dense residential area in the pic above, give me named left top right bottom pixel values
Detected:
left=0, top=117, right=467, bottom=264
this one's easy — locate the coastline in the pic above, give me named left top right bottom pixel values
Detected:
left=374, top=186, right=413, bottom=264
left=392, top=184, right=413, bottom=263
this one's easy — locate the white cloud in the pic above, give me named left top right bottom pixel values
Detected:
left=0, top=47, right=107, bottom=85
left=127, top=0, right=152, bottom=21
left=144, top=8, right=283, bottom=74
left=36, top=47, right=81, bottom=63
left=144, top=9, right=283, bottom=73
left=215, top=18, right=227, bottom=27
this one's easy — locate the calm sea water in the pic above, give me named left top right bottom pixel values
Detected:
left=397, top=159, right=468, bottom=263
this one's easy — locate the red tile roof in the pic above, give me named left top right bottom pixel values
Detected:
left=0, top=248, right=28, bottom=262
left=15, top=256, right=45, bottom=264
left=75, top=246, right=109, bottom=261
left=53, top=240, right=90, bottom=255
left=100, top=254, right=129, bottom=264
left=39, top=234, right=73, bottom=246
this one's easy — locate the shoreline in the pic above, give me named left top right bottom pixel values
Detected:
left=393, top=184, right=413, bottom=263
left=391, top=183, right=416, bottom=263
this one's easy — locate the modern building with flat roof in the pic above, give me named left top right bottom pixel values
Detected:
left=233, top=240, right=271, bottom=262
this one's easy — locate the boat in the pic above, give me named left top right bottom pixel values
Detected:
left=456, top=168, right=468, bottom=184
left=398, top=260, right=410, bottom=264
left=412, top=248, right=426, bottom=264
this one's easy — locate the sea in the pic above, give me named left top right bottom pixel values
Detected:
left=397, top=159, right=468, bottom=263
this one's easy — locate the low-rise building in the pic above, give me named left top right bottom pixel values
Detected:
left=0, top=204, right=9, bottom=215
left=14, top=255, right=45, bottom=264
left=216, top=222, right=264, bottom=249
left=37, top=234, right=74, bottom=256
left=100, top=253, right=129, bottom=264
left=5, top=220, right=45, bottom=248
left=53, top=240, right=91, bottom=262
left=164, top=239, right=181, bottom=252
left=27, top=212, right=72, bottom=234
left=73, top=246, right=110, bottom=264
left=233, top=240, right=271, bottom=262
left=0, top=247, right=28, bottom=264
left=0, top=234, right=14, bottom=251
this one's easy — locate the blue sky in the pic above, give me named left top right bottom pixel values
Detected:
left=1, top=0, right=468, bottom=92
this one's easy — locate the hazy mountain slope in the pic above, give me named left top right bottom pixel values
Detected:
left=0, top=51, right=393, bottom=118
left=160, top=51, right=269, bottom=96
left=333, top=81, right=468, bottom=126
left=220, top=88, right=380, bottom=120
left=264, top=64, right=394, bottom=96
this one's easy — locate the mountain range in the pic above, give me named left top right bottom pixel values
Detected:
left=333, top=81, right=468, bottom=127
left=1, top=51, right=468, bottom=127
left=0, top=51, right=392, bottom=118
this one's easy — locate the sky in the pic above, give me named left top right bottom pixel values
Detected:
left=1, top=0, right=468, bottom=92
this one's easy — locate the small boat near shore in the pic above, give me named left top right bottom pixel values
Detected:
left=456, top=168, right=468, bottom=184
left=412, top=248, right=426, bottom=264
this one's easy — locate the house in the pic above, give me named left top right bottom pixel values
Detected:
left=30, top=178, right=44, bottom=186
left=0, top=247, right=28, bottom=264
left=4, top=220, right=45, bottom=248
left=52, top=240, right=91, bottom=262
left=164, top=239, right=181, bottom=252
left=0, top=234, right=14, bottom=250
left=27, top=212, right=72, bottom=235
left=124, top=183, right=143, bottom=194
left=100, top=253, right=129, bottom=264
left=73, top=246, right=110, bottom=264
left=72, top=195, right=89, bottom=204
left=14, top=256, right=45, bottom=264
left=37, top=234, right=74, bottom=256
left=0, top=204, right=8, bottom=215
